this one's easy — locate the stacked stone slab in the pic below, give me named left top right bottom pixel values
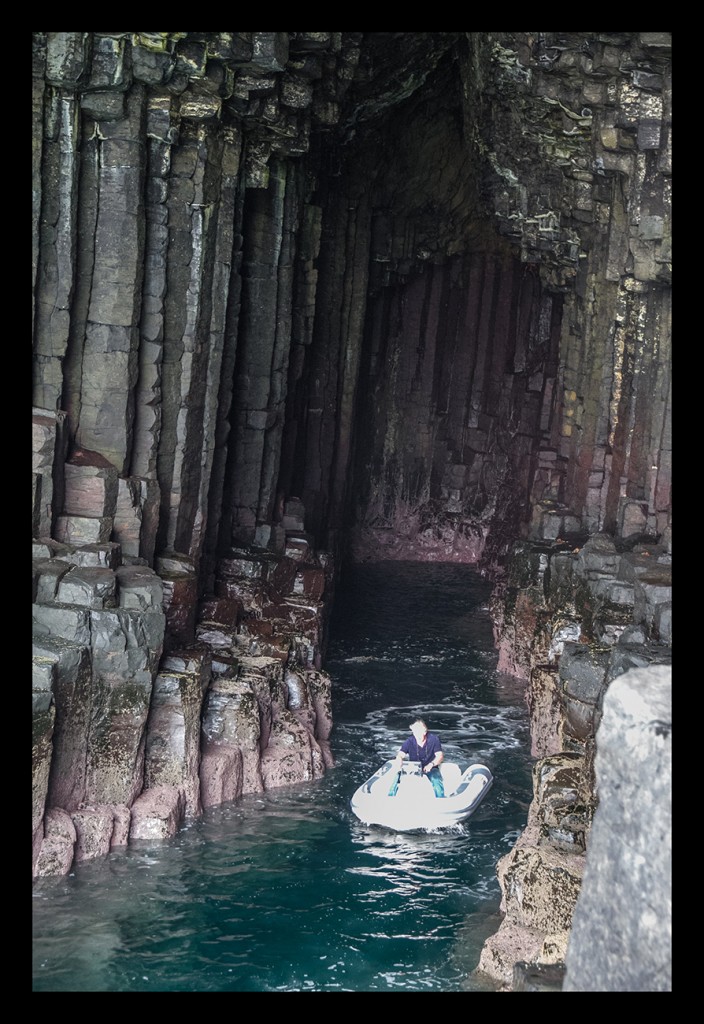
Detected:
left=32, top=461, right=334, bottom=876
left=32, top=542, right=167, bottom=876
left=475, top=530, right=671, bottom=989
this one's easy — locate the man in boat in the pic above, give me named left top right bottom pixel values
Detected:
left=389, top=718, right=445, bottom=797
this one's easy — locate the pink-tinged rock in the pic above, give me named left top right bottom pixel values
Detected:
left=317, top=739, right=334, bottom=769
left=494, top=588, right=544, bottom=681
left=306, top=669, right=334, bottom=745
left=109, top=804, right=131, bottom=847
left=143, top=668, right=210, bottom=818
left=282, top=668, right=334, bottom=768
left=71, top=806, right=116, bottom=863
left=161, top=571, right=198, bottom=649
left=292, top=565, right=326, bottom=601
left=214, top=576, right=278, bottom=616
left=496, top=630, right=529, bottom=680
left=129, top=785, right=186, bottom=841
left=238, top=625, right=290, bottom=662
left=260, top=710, right=326, bottom=789
left=113, top=476, right=160, bottom=562
left=285, top=668, right=316, bottom=733
left=284, top=534, right=311, bottom=562
left=350, top=520, right=488, bottom=564
left=218, top=554, right=266, bottom=580
left=32, top=637, right=93, bottom=812
left=239, top=617, right=274, bottom=637
left=201, top=673, right=267, bottom=795
left=34, top=808, right=77, bottom=879
left=200, top=746, right=244, bottom=809
left=198, top=595, right=244, bottom=628
left=32, top=681, right=56, bottom=872
left=63, top=453, right=119, bottom=519
left=262, top=597, right=322, bottom=643
left=268, top=555, right=298, bottom=596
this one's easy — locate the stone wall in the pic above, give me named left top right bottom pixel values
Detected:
left=473, top=530, right=671, bottom=991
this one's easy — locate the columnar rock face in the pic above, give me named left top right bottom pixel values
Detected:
left=467, top=33, right=671, bottom=550
left=473, top=528, right=671, bottom=991
left=32, top=32, right=671, bottom=991
left=33, top=33, right=671, bottom=575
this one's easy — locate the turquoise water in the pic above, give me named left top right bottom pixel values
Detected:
left=32, top=562, right=533, bottom=992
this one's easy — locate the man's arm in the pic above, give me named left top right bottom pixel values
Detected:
left=393, top=739, right=410, bottom=766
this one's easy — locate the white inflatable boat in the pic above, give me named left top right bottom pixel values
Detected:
left=350, top=759, right=493, bottom=831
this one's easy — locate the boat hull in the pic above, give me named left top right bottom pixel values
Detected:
left=350, top=760, right=493, bottom=831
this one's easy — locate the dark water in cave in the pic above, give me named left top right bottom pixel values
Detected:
left=32, top=562, right=533, bottom=993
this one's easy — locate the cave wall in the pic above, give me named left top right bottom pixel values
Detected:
left=342, top=32, right=671, bottom=563
left=32, top=31, right=672, bottom=577
left=32, top=31, right=671, bottom=989
left=467, top=33, right=671, bottom=546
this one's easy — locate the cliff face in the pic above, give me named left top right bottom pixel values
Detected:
left=32, top=32, right=671, bottom=990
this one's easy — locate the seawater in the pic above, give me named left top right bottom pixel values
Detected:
left=32, top=562, right=533, bottom=993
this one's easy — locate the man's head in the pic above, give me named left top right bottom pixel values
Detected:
left=409, top=719, right=428, bottom=742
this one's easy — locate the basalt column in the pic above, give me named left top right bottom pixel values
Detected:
left=350, top=252, right=562, bottom=562
left=154, top=117, right=239, bottom=564
left=461, top=32, right=672, bottom=550
left=280, top=152, right=374, bottom=548
left=227, top=159, right=300, bottom=548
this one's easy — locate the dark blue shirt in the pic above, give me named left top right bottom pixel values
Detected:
left=400, top=733, right=442, bottom=769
